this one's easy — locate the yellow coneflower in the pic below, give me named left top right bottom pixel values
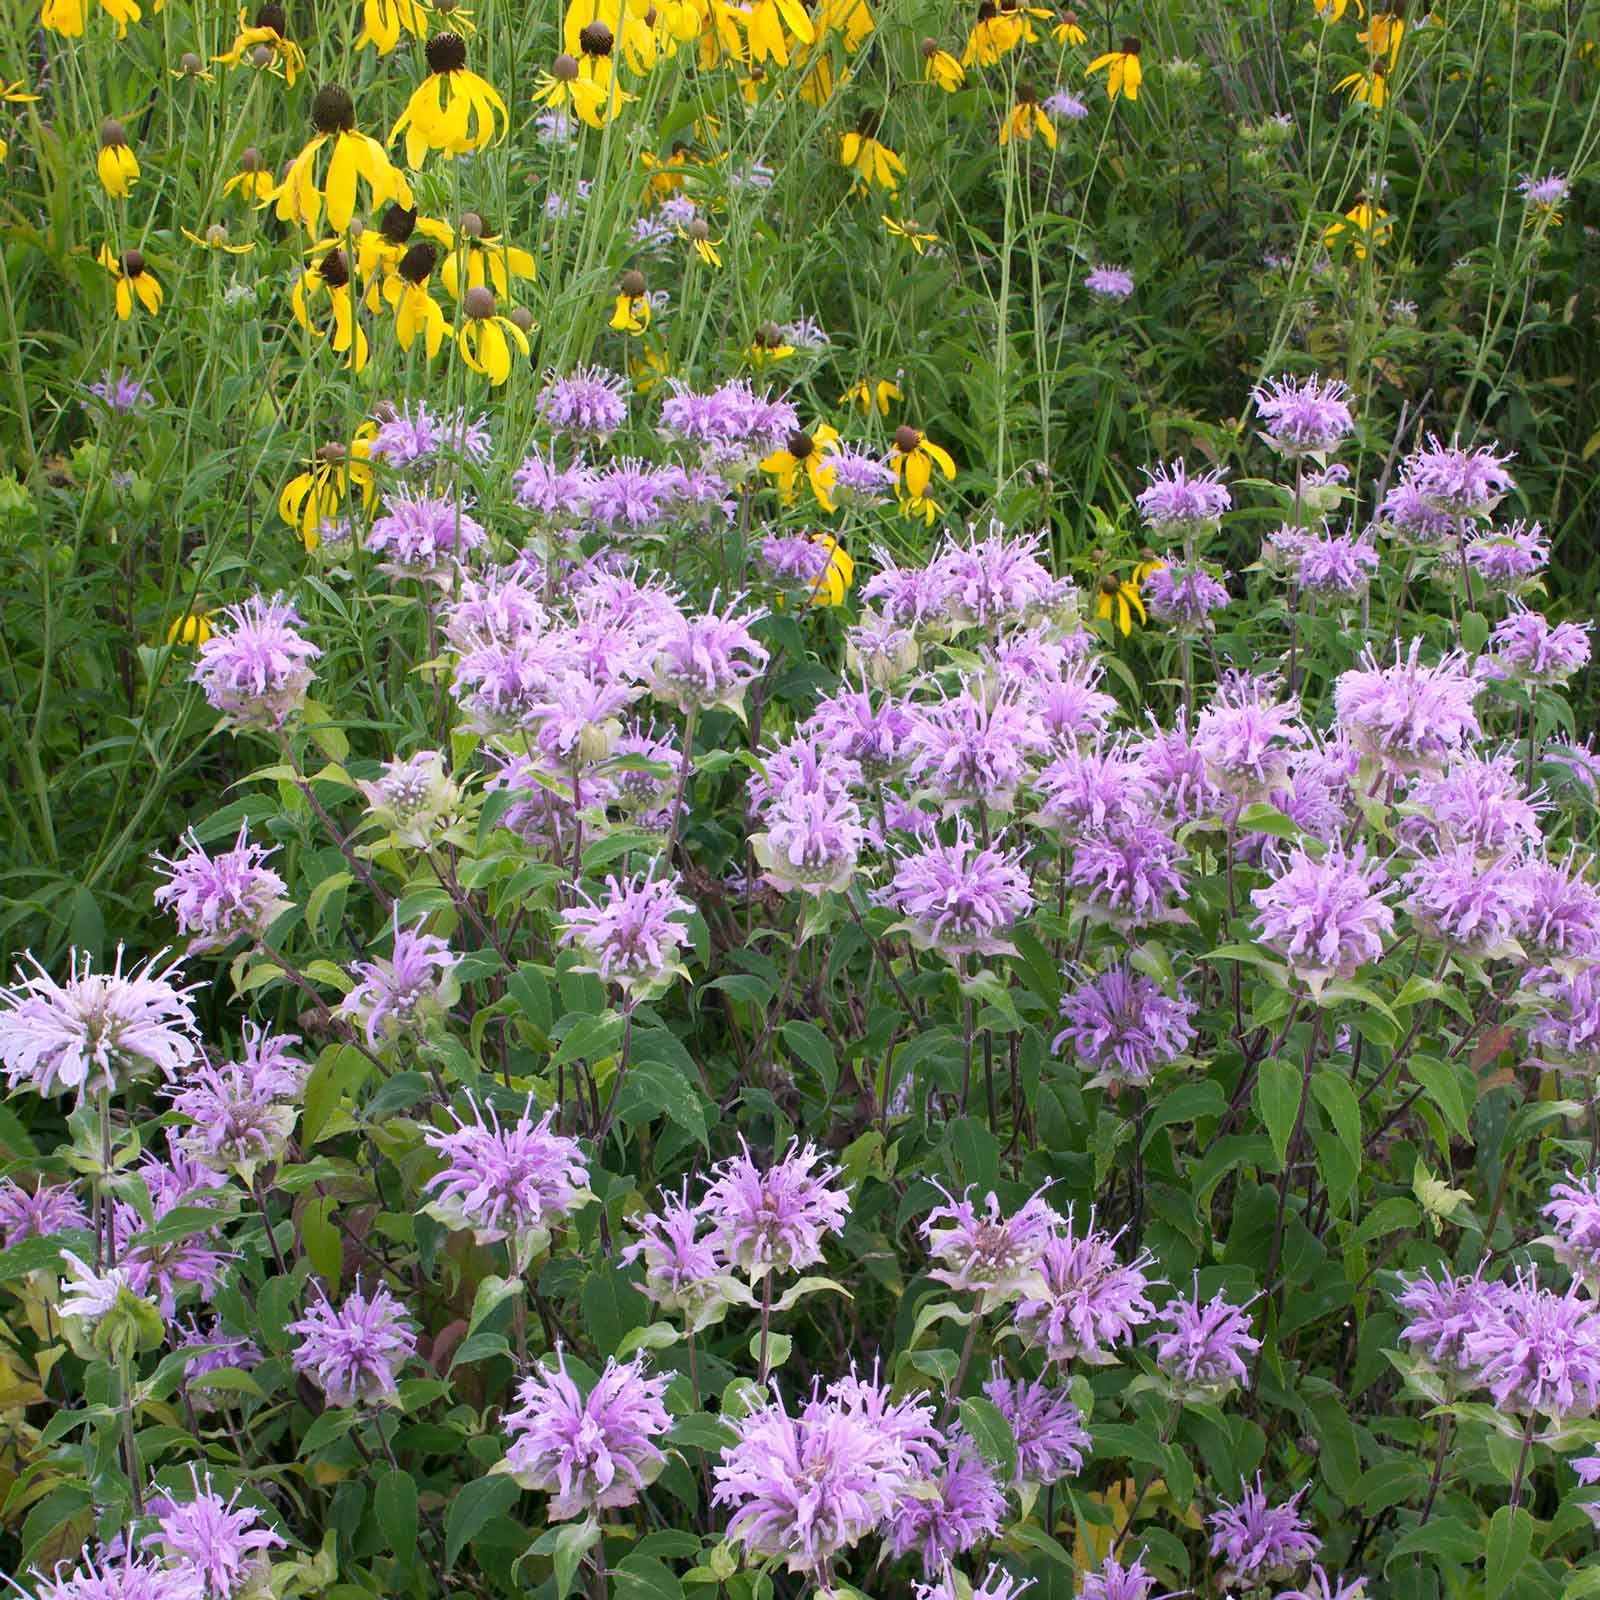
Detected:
left=576, top=21, right=638, bottom=117
left=1312, top=0, right=1363, bottom=18
left=795, top=51, right=844, bottom=109
left=641, top=145, right=690, bottom=201
left=1000, top=82, right=1055, bottom=147
left=1086, top=35, right=1141, bottom=100
left=357, top=0, right=429, bottom=54
left=762, top=424, right=840, bottom=512
left=433, top=0, right=475, bottom=29
left=630, top=345, right=672, bottom=392
left=748, top=322, right=795, bottom=366
left=962, top=1, right=1023, bottom=66
left=166, top=611, right=215, bottom=646
left=418, top=211, right=536, bottom=301
left=1133, top=549, right=1165, bottom=586
left=680, top=215, right=723, bottom=267
left=889, top=423, right=955, bottom=500
left=279, top=429, right=377, bottom=548
left=1334, top=59, right=1387, bottom=106
left=96, top=118, right=139, bottom=198
left=389, top=241, right=449, bottom=357
left=1095, top=571, right=1145, bottom=634
left=651, top=0, right=700, bottom=54
left=841, top=113, right=904, bottom=192
left=169, top=51, right=216, bottom=82
left=842, top=378, right=901, bottom=416
left=532, top=51, right=608, bottom=126
left=390, top=33, right=507, bottom=169
left=1323, top=197, right=1391, bottom=259
left=268, top=84, right=412, bottom=234
left=222, top=146, right=276, bottom=203
left=181, top=221, right=254, bottom=253
left=921, top=38, right=965, bottom=90
left=902, top=493, right=941, bottom=525
left=565, top=0, right=656, bottom=71
left=292, top=248, right=370, bottom=372
left=1358, top=8, right=1403, bottom=66
left=817, top=0, right=873, bottom=51
left=458, top=284, right=529, bottom=385
left=99, top=243, right=162, bottom=318
left=353, top=200, right=421, bottom=303
left=214, top=3, right=306, bottom=86
left=42, top=0, right=143, bottom=40
left=881, top=214, right=937, bottom=253
left=2, top=80, right=41, bottom=103
left=693, top=0, right=747, bottom=70
left=1052, top=7, right=1085, bottom=43
left=811, top=535, right=855, bottom=605
left=743, top=0, right=815, bottom=67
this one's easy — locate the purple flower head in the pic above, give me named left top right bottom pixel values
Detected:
left=1545, top=1173, right=1600, bottom=1287
left=28, top=1558, right=204, bottom=1600
left=826, top=1364, right=942, bottom=1474
left=1276, top=1568, right=1369, bottom=1600
left=1149, top=1282, right=1261, bottom=1399
left=1268, top=737, right=1359, bottom=846
left=759, top=534, right=834, bottom=588
left=714, top=1383, right=921, bottom=1582
left=537, top=364, right=628, bottom=436
left=193, top=594, right=320, bottom=732
left=1397, top=1261, right=1507, bottom=1374
left=1488, top=606, right=1591, bottom=688
left=1208, top=1476, right=1320, bottom=1590
left=1142, top=562, right=1230, bottom=626
left=368, top=400, right=490, bottom=468
left=650, top=596, right=768, bottom=714
left=1132, top=713, right=1219, bottom=822
left=423, top=1094, right=590, bottom=1256
left=1284, top=526, right=1379, bottom=598
left=921, top=1182, right=1057, bottom=1304
left=657, top=463, right=736, bottom=522
left=807, top=684, right=915, bottom=776
left=880, top=823, right=1034, bottom=957
left=1052, top=963, right=1195, bottom=1088
left=1251, top=373, right=1355, bottom=457
left=1519, top=171, right=1570, bottom=209
left=1077, top=1553, right=1161, bottom=1600
left=452, top=633, right=564, bottom=734
left=1036, top=744, right=1156, bottom=841
left=1401, top=433, right=1515, bottom=518
left=659, top=380, right=750, bottom=446
left=862, top=548, right=960, bottom=632
left=1044, top=88, right=1089, bottom=118
left=620, top=1185, right=731, bottom=1328
left=1011, top=1206, right=1158, bottom=1364
left=906, top=685, right=1042, bottom=814
left=1465, top=521, right=1548, bottom=593
left=512, top=449, right=595, bottom=522
left=983, top=1368, right=1091, bottom=1485
left=85, top=367, right=155, bottom=415
left=754, top=780, right=863, bottom=896
left=886, top=1428, right=1006, bottom=1573
left=1251, top=842, right=1394, bottom=987
left=339, top=921, right=459, bottom=1046
left=142, top=1470, right=285, bottom=1600
left=846, top=613, right=920, bottom=687
left=558, top=872, right=693, bottom=997
left=1085, top=265, right=1134, bottom=299
left=502, top=1349, right=671, bottom=1518
left=357, top=749, right=459, bottom=849
left=824, top=441, right=897, bottom=507
left=1033, top=659, right=1120, bottom=747
left=1333, top=641, right=1481, bottom=776
left=1402, top=847, right=1529, bottom=954
left=588, top=458, right=673, bottom=531
left=525, top=669, right=641, bottom=764
left=1066, top=819, right=1188, bottom=929
left=168, top=1029, right=304, bottom=1175
left=938, top=525, right=1058, bottom=629
left=1376, top=481, right=1458, bottom=544
left=1545, top=736, right=1600, bottom=795
left=702, top=1138, right=850, bottom=1277
left=780, top=314, right=829, bottom=350
left=176, top=1317, right=263, bottom=1388
left=1462, top=1269, right=1600, bottom=1419
left=1524, top=963, right=1600, bottom=1066
left=444, top=572, right=549, bottom=653
left=1517, top=856, right=1600, bottom=963
left=1195, top=672, right=1307, bottom=798
left=153, top=826, right=289, bottom=953
left=287, top=1282, right=417, bottom=1407
left=0, top=947, right=199, bottom=1099
left=1135, top=459, right=1232, bottom=532
left=1407, top=752, right=1543, bottom=856
left=111, top=1153, right=229, bottom=1317
left=0, top=1178, right=89, bottom=1248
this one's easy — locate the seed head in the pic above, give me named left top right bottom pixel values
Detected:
left=240, top=146, right=263, bottom=171
left=316, top=441, right=347, bottom=464
left=921, top=36, right=939, bottom=55
left=552, top=52, right=580, bottom=80
left=688, top=217, right=710, bottom=240
left=397, top=241, right=437, bottom=284
left=122, top=248, right=146, bottom=276
left=464, top=285, right=497, bottom=321
left=255, top=2, right=286, bottom=32
left=179, top=51, right=202, bottom=74
left=1121, top=34, right=1140, bottom=53
left=426, top=32, right=468, bottom=72
left=459, top=210, right=485, bottom=238
left=380, top=203, right=418, bottom=244
left=509, top=306, right=535, bottom=333
left=619, top=268, right=647, bottom=297
left=100, top=118, right=127, bottom=148
left=894, top=424, right=921, bottom=453
left=206, top=224, right=230, bottom=248
left=579, top=19, right=614, bottom=55
left=311, top=85, right=355, bottom=134
left=251, top=43, right=273, bottom=66
left=319, top=249, right=350, bottom=289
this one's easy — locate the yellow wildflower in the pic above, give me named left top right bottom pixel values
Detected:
left=1052, top=8, right=1086, bottom=43
left=1086, top=35, right=1141, bottom=100
left=267, top=85, right=411, bottom=233
left=96, top=118, right=139, bottom=198
left=98, top=243, right=162, bottom=319
left=278, top=429, right=377, bottom=548
left=889, top=424, right=955, bottom=500
left=841, top=115, right=904, bottom=192
left=762, top=424, right=841, bottom=513
left=1095, top=572, right=1145, bottom=634
left=881, top=215, right=938, bottom=253
left=842, top=378, right=901, bottom=416
left=214, top=4, right=306, bottom=85
left=1323, top=198, right=1391, bottom=259
left=922, top=40, right=965, bottom=90
left=357, top=0, right=430, bottom=54
left=458, top=285, right=529, bottom=384
left=1000, top=84, right=1055, bottom=147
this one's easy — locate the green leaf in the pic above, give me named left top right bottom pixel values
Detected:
left=468, top=1274, right=525, bottom=1337
left=300, top=1196, right=341, bottom=1289
left=778, top=1021, right=838, bottom=1099
left=1142, top=1080, right=1227, bottom=1148
left=1410, top=1057, right=1472, bottom=1140
left=617, top=1058, right=709, bottom=1147
left=1486, top=1505, right=1533, bottom=1599
left=1385, top=1515, right=1480, bottom=1570
left=0, top=1227, right=95, bottom=1284
left=553, top=1520, right=601, bottom=1600
left=445, top=1475, right=521, bottom=1568
left=667, top=1414, right=738, bottom=1451
left=957, top=1397, right=1018, bottom=1486
left=366, top=1072, right=433, bottom=1122
left=1255, top=1058, right=1303, bottom=1170
left=374, top=1470, right=418, bottom=1573
left=613, top=1554, right=685, bottom=1600
left=1311, top=1069, right=1362, bottom=1164
left=584, top=1266, right=650, bottom=1358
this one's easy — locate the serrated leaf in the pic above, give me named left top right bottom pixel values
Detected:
left=374, top=1470, right=418, bottom=1573
left=1486, top=1504, right=1533, bottom=1599
left=1255, top=1058, right=1303, bottom=1171
left=445, top=1475, right=520, bottom=1568
left=957, top=1396, right=1018, bottom=1485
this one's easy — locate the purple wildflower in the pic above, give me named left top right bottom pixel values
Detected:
left=193, top=594, right=321, bottom=732
left=339, top=921, right=459, bottom=1046
left=1077, top=1553, right=1160, bottom=1600
left=0, top=1179, right=89, bottom=1247
left=1251, top=842, right=1394, bottom=986
left=1149, top=1282, right=1261, bottom=1399
left=1376, top=481, right=1457, bottom=544
left=1195, top=675, right=1307, bottom=798
left=113, top=1151, right=230, bottom=1316
left=153, top=826, right=289, bottom=953
left=176, top=1318, right=264, bottom=1405
left=287, top=1282, right=417, bottom=1407
left=1517, top=856, right=1600, bottom=962
left=824, top=441, right=897, bottom=506
left=1524, top=964, right=1600, bottom=1066
left=1519, top=171, right=1570, bottom=210
left=368, top=400, right=490, bottom=467
left=808, top=685, right=916, bottom=775
left=501, top=1350, right=671, bottom=1519
left=1036, top=744, right=1156, bottom=840
left=1251, top=373, right=1355, bottom=457
left=1545, top=1174, right=1600, bottom=1286
left=1085, top=265, right=1134, bottom=299
left=939, top=526, right=1058, bottom=629
left=759, top=534, right=834, bottom=588
left=422, top=1094, right=590, bottom=1254
left=886, top=1429, right=1006, bottom=1573
left=1043, top=89, right=1088, bottom=118
left=1276, top=1568, right=1369, bottom=1600
left=357, top=750, right=459, bottom=848
left=880, top=823, right=1034, bottom=956
left=861, top=548, right=959, bottom=632
left=621, top=1185, right=731, bottom=1327
left=1142, top=562, right=1230, bottom=626
left=1333, top=641, right=1481, bottom=775
left=1052, top=962, right=1195, bottom=1087
left=537, top=364, right=628, bottom=436
left=1033, top=660, right=1120, bottom=746
left=1133, top=713, right=1219, bottom=822
left=1465, top=522, right=1548, bottom=593
left=1407, top=752, right=1542, bottom=856
left=701, top=1138, right=851, bottom=1277
left=1135, top=460, right=1232, bottom=532
left=513, top=449, right=595, bottom=521
left=984, top=1368, right=1091, bottom=1484
left=1208, top=1476, right=1321, bottom=1590
left=650, top=597, right=768, bottom=714
left=921, top=1183, right=1057, bottom=1305
left=1401, top=434, right=1515, bottom=517
left=0, top=947, right=199, bottom=1099
left=1397, top=1265, right=1507, bottom=1376
left=1402, top=847, right=1529, bottom=953
left=142, top=1471, right=285, bottom=1600
left=1066, top=819, right=1188, bottom=928
left=558, top=872, right=693, bottom=996
left=1462, top=1269, right=1600, bottom=1419
left=906, top=686, right=1042, bottom=813
left=168, top=1029, right=304, bottom=1176
left=1011, top=1207, right=1158, bottom=1364
left=754, top=780, right=863, bottom=895
left=1285, top=527, right=1379, bottom=598
left=85, top=367, right=156, bottom=415
left=588, top=459, right=672, bottom=531
left=444, top=572, right=549, bottom=652
left=28, top=1558, right=204, bottom=1600
left=846, top=613, right=920, bottom=687
left=1488, top=607, right=1591, bottom=688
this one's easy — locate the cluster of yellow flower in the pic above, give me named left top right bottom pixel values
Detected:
left=1324, top=0, right=1408, bottom=109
